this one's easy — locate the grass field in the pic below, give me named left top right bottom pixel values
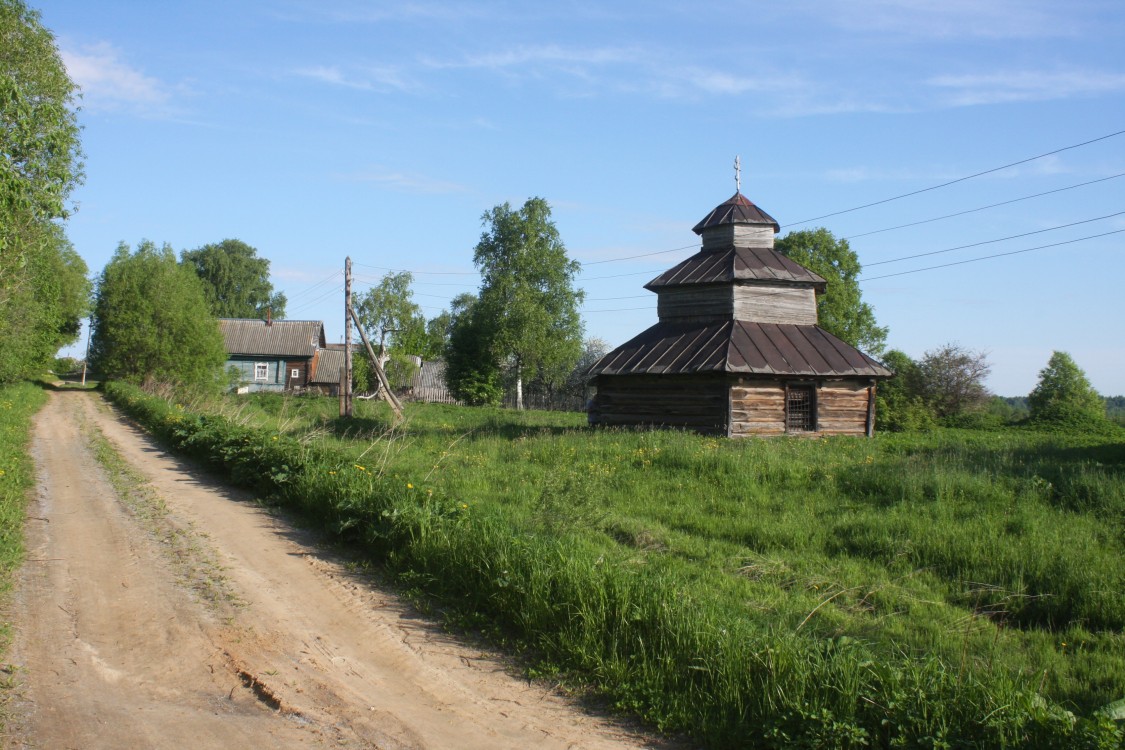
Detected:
left=107, top=384, right=1125, bottom=748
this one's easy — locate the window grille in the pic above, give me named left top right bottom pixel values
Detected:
left=786, top=386, right=815, bottom=432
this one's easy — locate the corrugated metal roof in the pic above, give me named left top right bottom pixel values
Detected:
left=219, top=319, right=325, bottom=358
left=588, top=321, right=892, bottom=379
left=692, top=192, right=780, bottom=235
left=645, top=247, right=827, bottom=290
left=309, top=348, right=344, bottom=384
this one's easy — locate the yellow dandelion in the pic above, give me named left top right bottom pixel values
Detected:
left=354, top=464, right=367, bottom=472
left=407, top=483, right=414, bottom=489
left=328, top=471, right=336, bottom=475
left=461, top=503, right=468, bottom=509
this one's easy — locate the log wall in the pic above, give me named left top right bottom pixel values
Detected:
left=731, top=284, right=818, bottom=324
left=656, top=286, right=731, bottom=322
left=701, top=225, right=776, bottom=250
left=592, top=375, right=876, bottom=438
left=657, top=284, right=818, bottom=324
left=729, top=377, right=874, bottom=438
left=591, top=375, right=728, bottom=434
left=729, top=380, right=786, bottom=436
left=816, top=380, right=873, bottom=436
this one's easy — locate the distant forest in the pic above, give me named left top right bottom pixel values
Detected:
left=1000, top=395, right=1125, bottom=423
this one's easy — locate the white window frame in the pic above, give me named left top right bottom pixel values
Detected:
left=254, top=362, right=269, bottom=381
left=291, top=368, right=300, bottom=380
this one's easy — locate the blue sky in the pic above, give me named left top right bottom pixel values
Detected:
left=46, top=0, right=1124, bottom=396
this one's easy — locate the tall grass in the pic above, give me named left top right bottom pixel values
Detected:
left=106, top=383, right=1125, bottom=748
left=0, top=383, right=47, bottom=594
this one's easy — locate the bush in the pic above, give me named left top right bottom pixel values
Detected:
left=1029, top=352, right=1108, bottom=429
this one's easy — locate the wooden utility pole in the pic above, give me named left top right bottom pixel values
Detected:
left=342, top=256, right=404, bottom=422
left=343, top=257, right=353, bottom=417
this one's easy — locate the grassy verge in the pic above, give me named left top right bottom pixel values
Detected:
left=105, top=383, right=1125, bottom=748
left=0, top=384, right=47, bottom=608
left=0, top=383, right=49, bottom=722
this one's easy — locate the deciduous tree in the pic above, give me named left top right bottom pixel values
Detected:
left=354, top=271, right=427, bottom=386
left=916, top=343, right=991, bottom=418
left=874, top=349, right=936, bottom=431
left=465, top=197, right=584, bottom=410
left=444, top=293, right=503, bottom=406
left=775, top=228, right=887, bottom=355
left=90, top=241, right=225, bottom=389
left=0, top=0, right=87, bottom=382
left=1028, top=351, right=1105, bottom=426
left=180, top=239, right=286, bottom=319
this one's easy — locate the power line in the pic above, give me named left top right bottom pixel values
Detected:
left=860, top=228, right=1125, bottom=282
left=287, top=283, right=343, bottom=314
left=865, top=210, right=1125, bottom=267
left=844, top=172, right=1125, bottom=240
left=783, top=127, right=1125, bottom=228
left=284, top=269, right=343, bottom=301
left=580, top=267, right=667, bottom=281
left=578, top=244, right=697, bottom=266
left=352, top=261, right=477, bottom=276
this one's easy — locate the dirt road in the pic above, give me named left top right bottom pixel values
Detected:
left=5, top=391, right=668, bottom=749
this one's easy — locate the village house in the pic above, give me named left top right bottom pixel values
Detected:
left=219, top=317, right=326, bottom=393
left=586, top=190, right=892, bottom=437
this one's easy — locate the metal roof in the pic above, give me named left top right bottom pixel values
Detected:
left=588, top=321, right=892, bottom=379
left=219, top=319, right=325, bottom=358
left=309, top=348, right=344, bottom=384
left=692, top=192, right=780, bottom=235
left=645, top=247, right=827, bottom=290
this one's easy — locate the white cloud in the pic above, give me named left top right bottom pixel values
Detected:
left=293, top=64, right=420, bottom=93
left=333, top=168, right=467, bottom=194
left=424, top=44, right=640, bottom=72
left=927, top=69, right=1125, bottom=106
left=60, top=42, right=173, bottom=115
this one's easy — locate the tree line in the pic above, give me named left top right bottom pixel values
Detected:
left=0, top=0, right=88, bottom=384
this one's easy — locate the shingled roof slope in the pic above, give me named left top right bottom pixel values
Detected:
left=588, top=321, right=891, bottom=379
left=219, top=319, right=325, bottom=358
left=691, top=192, right=780, bottom=234
left=645, top=247, right=827, bottom=290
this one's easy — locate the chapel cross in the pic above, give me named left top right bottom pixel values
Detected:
left=734, top=155, right=742, bottom=193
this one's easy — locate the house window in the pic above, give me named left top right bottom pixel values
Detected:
left=786, top=386, right=816, bottom=432
left=254, top=362, right=269, bottom=381
left=291, top=369, right=300, bottom=380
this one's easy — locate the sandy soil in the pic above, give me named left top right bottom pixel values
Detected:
left=4, top=391, right=677, bottom=749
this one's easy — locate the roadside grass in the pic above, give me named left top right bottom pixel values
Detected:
left=0, top=383, right=49, bottom=722
left=106, top=384, right=1125, bottom=748
left=0, top=384, right=45, bottom=595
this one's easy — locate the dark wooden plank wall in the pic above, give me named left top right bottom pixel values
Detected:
left=701, top=224, right=776, bottom=250
left=592, top=375, right=728, bottom=433
left=656, top=286, right=732, bottom=322
left=286, top=360, right=308, bottom=389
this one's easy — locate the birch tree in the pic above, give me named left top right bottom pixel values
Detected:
left=468, top=197, right=584, bottom=410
